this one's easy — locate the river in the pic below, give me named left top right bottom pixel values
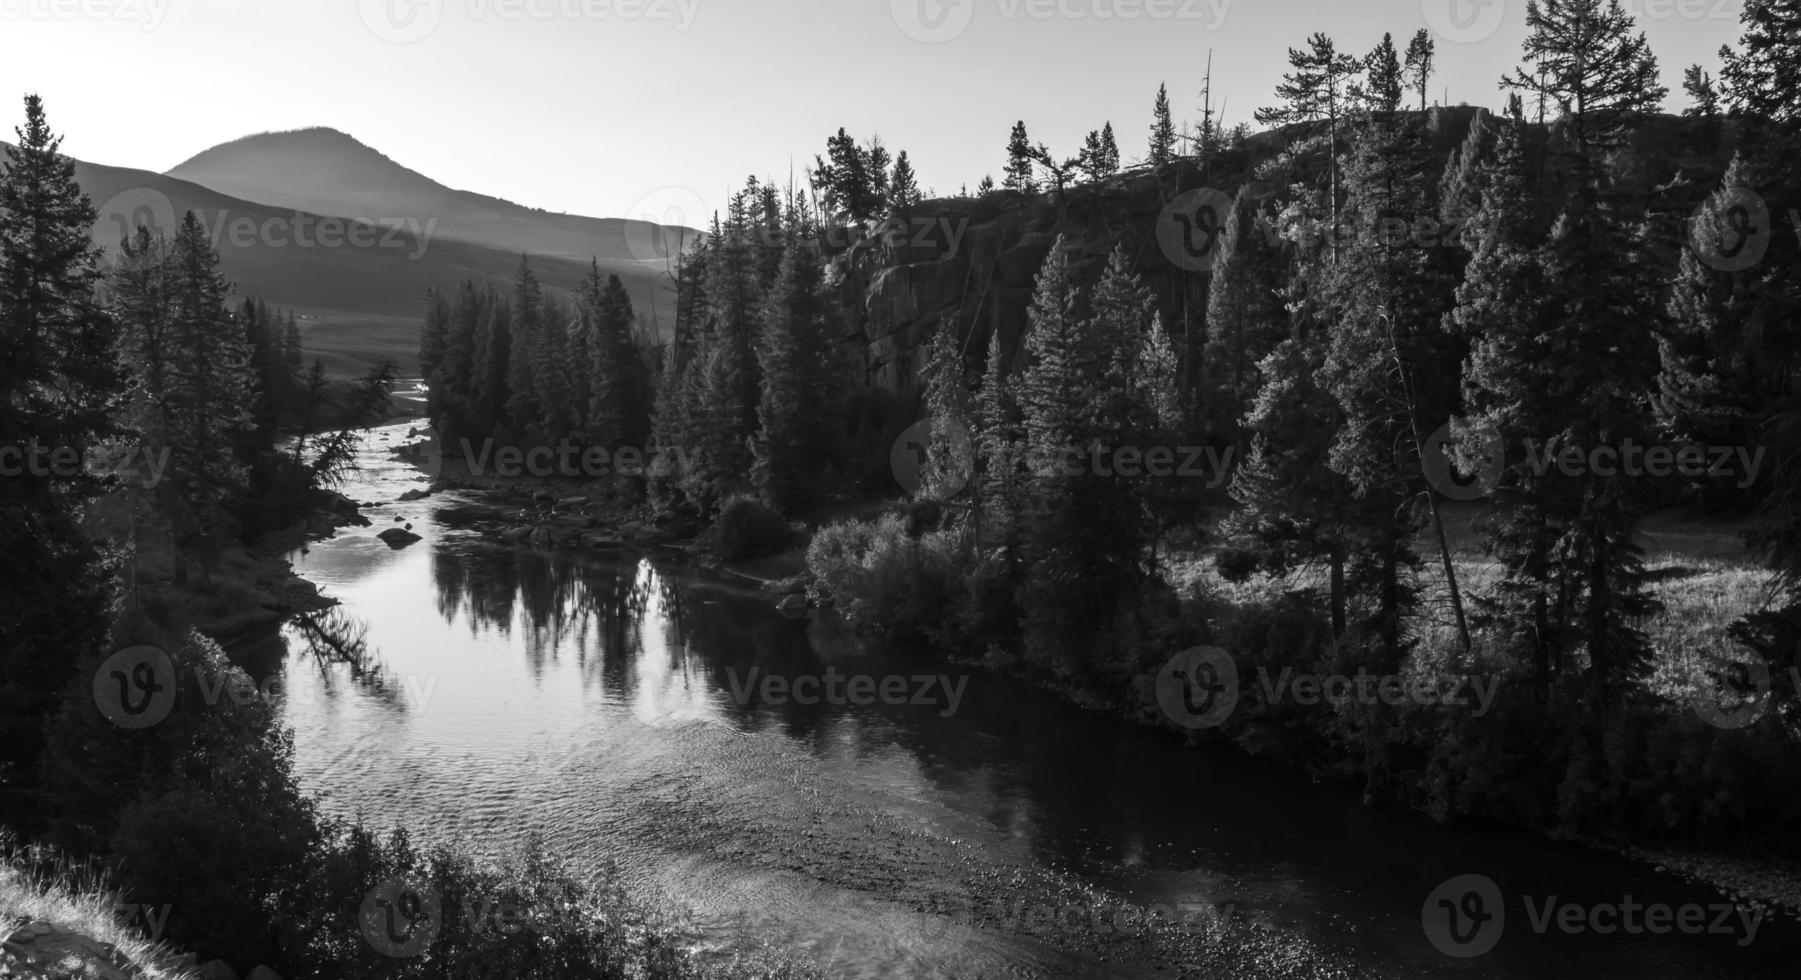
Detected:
left=229, top=421, right=1797, bottom=979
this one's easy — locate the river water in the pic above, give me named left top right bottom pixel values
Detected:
left=231, top=421, right=1796, bottom=978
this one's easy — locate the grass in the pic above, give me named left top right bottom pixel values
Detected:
left=1162, top=503, right=1777, bottom=687
left=0, top=834, right=198, bottom=980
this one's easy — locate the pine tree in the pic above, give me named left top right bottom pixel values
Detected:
left=1004, top=121, right=1037, bottom=192
left=1314, top=111, right=1460, bottom=665
left=505, top=257, right=544, bottom=434
left=1364, top=33, right=1405, bottom=113
left=1683, top=64, right=1721, bottom=119
left=1203, top=186, right=1288, bottom=445
left=0, top=94, right=120, bottom=805
left=1719, top=0, right=1801, bottom=123
left=1503, top=0, right=1667, bottom=183
left=1080, top=123, right=1121, bottom=182
left=1015, top=237, right=1097, bottom=670
left=1221, top=338, right=1355, bottom=637
left=165, top=210, right=255, bottom=534
left=470, top=286, right=511, bottom=438
left=751, top=238, right=824, bottom=511
left=890, top=151, right=921, bottom=212
left=1256, top=33, right=1364, bottom=249
left=1403, top=29, right=1435, bottom=112
left=109, top=226, right=177, bottom=442
left=1149, top=83, right=1177, bottom=166
left=418, top=286, right=451, bottom=419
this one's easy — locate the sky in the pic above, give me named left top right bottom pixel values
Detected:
left=0, top=0, right=1749, bottom=229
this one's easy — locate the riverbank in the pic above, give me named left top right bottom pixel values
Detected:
left=790, top=501, right=1801, bottom=932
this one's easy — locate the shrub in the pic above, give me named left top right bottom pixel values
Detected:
left=714, top=494, right=791, bottom=562
left=806, top=515, right=961, bottom=637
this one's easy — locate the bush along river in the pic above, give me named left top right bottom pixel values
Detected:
left=223, top=421, right=1799, bottom=979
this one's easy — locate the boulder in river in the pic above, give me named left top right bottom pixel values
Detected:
left=377, top=527, right=422, bottom=548
left=398, top=488, right=430, bottom=502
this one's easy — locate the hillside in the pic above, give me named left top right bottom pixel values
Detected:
left=167, top=127, right=696, bottom=270
left=40, top=151, right=680, bottom=378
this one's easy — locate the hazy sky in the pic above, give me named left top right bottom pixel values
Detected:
left=0, top=0, right=1747, bottom=228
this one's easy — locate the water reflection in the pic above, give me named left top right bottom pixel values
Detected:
left=253, top=423, right=1800, bottom=979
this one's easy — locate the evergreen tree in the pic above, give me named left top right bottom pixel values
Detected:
left=1203, top=186, right=1288, bottom=445
left=1683, top=64, right=1721, bottom=119
left=1363, top=32, right=1405, bottom=113
left=504, top=257, right=546, bottom=435
left=890, top=151, right=921, bottom=212
left=1256, top=33, right=1363, bottom=247
left=164, top=210, right=256, bottom=536
left=1403, top=29, right=1435, bottom=111
left=1149, top=83, right=1177, bottom=166
left=1004, top=121, right=1037, bottom=192
left=751, top=238, right=824, bottom=511
left=1503, top=0, right=1667, bottom=184
left=0, top=94, right=120, bottom=808
left=1719, top=0, right=1801, bottom=123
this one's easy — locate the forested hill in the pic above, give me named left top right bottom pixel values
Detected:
left=835, top=107, right=1729, bottom=397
